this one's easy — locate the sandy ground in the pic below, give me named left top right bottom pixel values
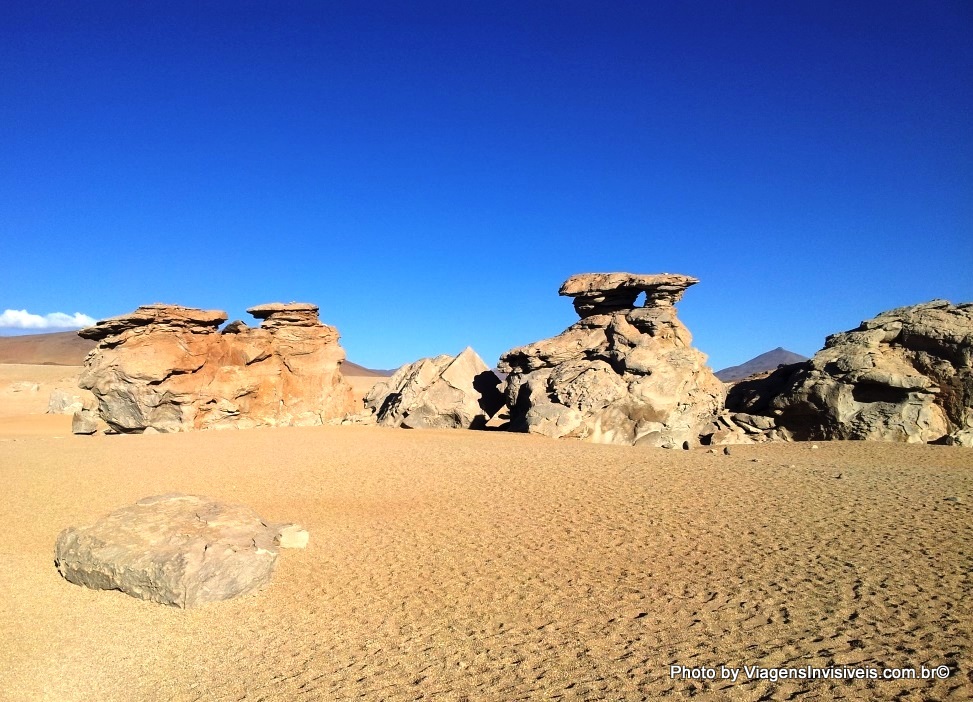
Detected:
left=1, top=366, right=971, bottom=701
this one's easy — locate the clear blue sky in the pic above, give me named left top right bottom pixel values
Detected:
left=2, top=1, right=971, bottom=371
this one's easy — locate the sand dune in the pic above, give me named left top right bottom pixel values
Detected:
left=0, top=364, right=971, bottom=700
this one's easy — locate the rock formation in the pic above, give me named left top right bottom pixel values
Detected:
left=498, top=273, right=724, bottom=448
left=364, top=347, right=503, bottom=429
left=47, top=388, right=93, bottom=415
left=726, top=300, right=973, bottom=445
left=77, top=302, right=356, bottom=433
left=55, top=494, right=306, bottom=608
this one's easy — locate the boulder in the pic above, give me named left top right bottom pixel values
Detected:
left=71, top=409, right=99, bottom=435
left=47, top=388, right=95, bottom=415
left=498, top=273, right=724, bottom=447
left=364, top=347, right=503, bottom=429
left=76, top=302, right=357, bottom=433
left=54, top=494, right=304, bottom=608
left=727, top=300, right=973, bottom=443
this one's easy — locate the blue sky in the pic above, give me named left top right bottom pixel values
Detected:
left=2, top=1, right=970, bottom=371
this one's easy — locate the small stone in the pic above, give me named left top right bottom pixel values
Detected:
left=142, top=426, right=160, bottom=435
left=811, top=444, right=819, bottom=450
left=71, top=410, right=98, bottom=435
left=275, top=524, right=309, bottom=549
left=723, top=446, right=732, bottom=456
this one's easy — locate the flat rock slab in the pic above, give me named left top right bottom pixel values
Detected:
left=55, top=494, right=303, bottom=608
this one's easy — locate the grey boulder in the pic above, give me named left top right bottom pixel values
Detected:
left=55, top=494, right=304, bottom=608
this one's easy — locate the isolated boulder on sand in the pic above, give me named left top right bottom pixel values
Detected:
left=77, top=302, right=356, bottom=433
left=498, top=273, right=724, bottom=448
left=54, top=494, right=307, bottom=608
left=364, top=347, right=503, bottom=429
left=727, top=299, right=973, bottom=443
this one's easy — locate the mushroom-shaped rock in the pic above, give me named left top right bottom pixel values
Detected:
left=499, top=272, right=722, bottom=447
left=365, top=347, right=503, bottom=429
left=246, top=302, right=323, bottom=329
left=559, top=273, right=699, bottom=318
left=79, top=304, right=227, bottom=341
left=54, top=494, right=304, bottom=608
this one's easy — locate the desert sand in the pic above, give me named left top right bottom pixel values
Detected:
left=1, top=363, right=971, bottom=701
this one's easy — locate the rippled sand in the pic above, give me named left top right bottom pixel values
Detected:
left=1, top=368, right=971, bottom=701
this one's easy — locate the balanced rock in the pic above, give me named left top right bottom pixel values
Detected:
left=727, top=300, right=973, bottom=443
left=498, top=273, right=724, bottom=447
left=54, top=494, right=303, bottom=608
left=364, top=347, right=503, bottom=429
left=77, top=302, right=356, bottom=433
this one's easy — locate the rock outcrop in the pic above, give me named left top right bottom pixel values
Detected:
left=498, top=273, right=724, bottom=447
left=727, top=300, right=973, bottom=444
left=364, top=347, right=503, bottom=429
left=55, top=494, right=306, bottom=608
left=77, top=302, right=356, bottom=433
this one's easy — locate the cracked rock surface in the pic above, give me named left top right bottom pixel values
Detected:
left=54, top=494, right=302, bottom=608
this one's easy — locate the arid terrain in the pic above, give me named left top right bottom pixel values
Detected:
left=1, top=360, right=971, bottom=701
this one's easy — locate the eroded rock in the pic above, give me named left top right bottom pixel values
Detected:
left=499, top=273, right=724, bottom=447
left=727, top=300, right=973, bottom=443
left=54, top=494, right=303, bottom=608
left=364, top=347, right=503, bottom=429
left=76, top=302, right=356, bottom=433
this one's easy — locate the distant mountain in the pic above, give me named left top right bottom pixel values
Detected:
left=0, top=331, right=95, bottom=365
left=0, top=330, right=392, bottom=376
left=715, top=347, right=809, bottom=383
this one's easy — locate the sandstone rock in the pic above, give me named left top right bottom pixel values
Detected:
left=48, top=388, right=87, bottom=414
left=499, top=273, right=724, bottom=447
left=77, top=302, right=356, bottom=433
left=79, top=304, right=227, bottom=340
left=275, top=524, right=310, bottom=549
left=246, top=302, right=322, bottom=329
left=71, top=409, right=99, bottom=435
left=364, top=347, right=503, bottom=429
left=727, top=300, right=973, bottom=443
left=54, top=494, right=297, bottom=608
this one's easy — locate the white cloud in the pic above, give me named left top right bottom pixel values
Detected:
left=0, top=309, right=97, bottom=329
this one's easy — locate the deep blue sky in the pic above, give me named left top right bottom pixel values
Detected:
left=2, top=1, right=971, bottom=370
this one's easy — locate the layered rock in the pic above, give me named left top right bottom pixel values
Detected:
left=364, top=347, right=503, bottom=429
left=727, top=300, right=973, bottom=444
left=77, top=302, right=356, bottom=433
left=54, top=494, right=306, bottom=608
left=498, top=273, right=724, bottom=447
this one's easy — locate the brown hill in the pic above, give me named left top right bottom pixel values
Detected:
left=0, top=331, right=95, bottom=366
left=715, top=347, right=809, bottom=383
left=0, top=331, right=391, bottom=376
